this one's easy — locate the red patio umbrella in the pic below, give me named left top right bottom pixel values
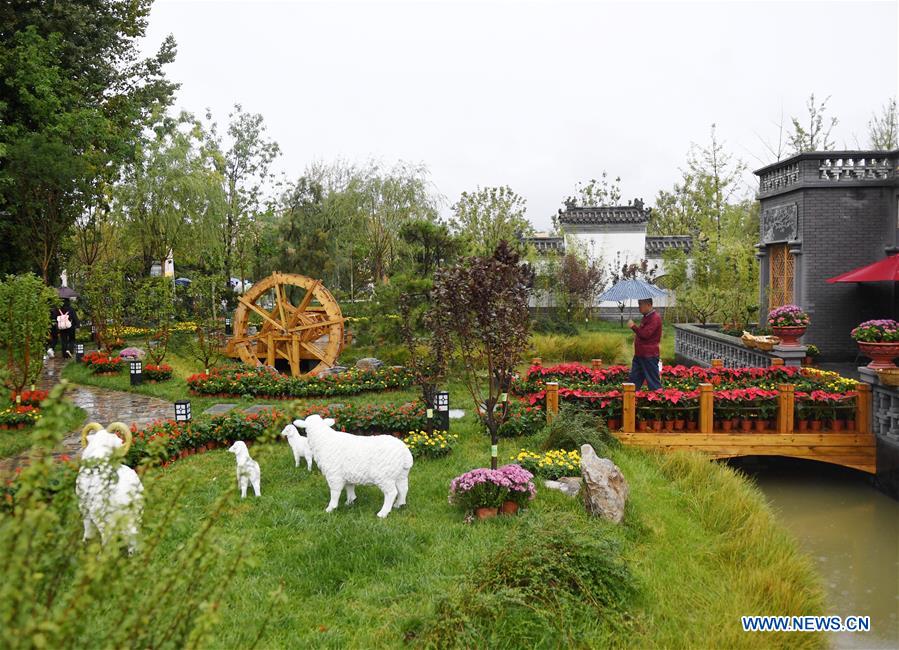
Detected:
left=826, top=254, right=899, bottom=283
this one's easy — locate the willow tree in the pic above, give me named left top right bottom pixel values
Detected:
left=432, top=242, right=532, bottom=468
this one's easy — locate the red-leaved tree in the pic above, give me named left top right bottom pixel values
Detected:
left=432, top=241, right=532, bottom=468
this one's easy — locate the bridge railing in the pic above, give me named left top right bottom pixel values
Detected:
left=543, top=380, right=872, bottom=436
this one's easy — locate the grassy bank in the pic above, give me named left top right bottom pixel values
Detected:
left=530, top=323, right=676, bottom=365
left=66, top=410, right=823, bottom=648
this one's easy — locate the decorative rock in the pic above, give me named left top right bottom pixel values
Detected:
left=543, top=476, right=582, bottom=497
left=579, top=444, right=628, bottom=523
left=448, top=409, right=466, bottom=420
left=355, top=357, right=384, bottom=371
left=203, top=403, right=237, bottom=416
left=242, top=404, right=275, bottom=415
left=319, top=366, right=348, bottom=376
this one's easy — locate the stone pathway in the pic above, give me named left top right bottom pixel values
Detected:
left=0, top=357, right=174, bottom=475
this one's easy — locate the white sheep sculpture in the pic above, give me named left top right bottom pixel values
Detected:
left=280, top=423, right=314, bottom=471
left=294, top=414, right=413, bottom=518
left=75, top=422, right=144, bottom=553
left=228, top=441, right=261, bottom=498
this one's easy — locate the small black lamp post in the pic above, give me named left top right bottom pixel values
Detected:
left=129, top=359, right=142, bottom=386
left=174, top=400, right=192, bottom=423
left=435, top=391, right=450, bottom=431
left=75, top=343, right=84, bottom=362
left=225, top=317, right=232, bottom=335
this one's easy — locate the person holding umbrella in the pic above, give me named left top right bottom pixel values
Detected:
left=627, top=297, right=662, bottom=390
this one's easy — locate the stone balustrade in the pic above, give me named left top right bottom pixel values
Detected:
left=818, top=156, right=893, bottom=181
left=674, top=323, right=775, bottom=368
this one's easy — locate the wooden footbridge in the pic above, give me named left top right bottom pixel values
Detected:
left=543, top=366, right=877, bottom=475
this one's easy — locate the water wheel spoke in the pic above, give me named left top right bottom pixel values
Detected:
left=289, top=318, right=344, bottom=333
left=239, top=296, right=286, bottom=332
left=273, top=281, right=288, bottom=325
left=296, top=279, right=321, bottom=313
left=301, top=341, right=328, bottom=362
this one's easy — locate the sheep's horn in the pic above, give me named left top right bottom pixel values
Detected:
left=106, top=422, right=133, bottom=456
left=80, top=422, right=103, bottom=448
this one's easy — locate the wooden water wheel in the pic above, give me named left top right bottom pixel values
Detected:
left=224, top=272, right=347, bottom=377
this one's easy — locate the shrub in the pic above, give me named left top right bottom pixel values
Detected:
left=412, top=515, right=636, bottom=647
left=144, top=363, right=173, bottom=381
left=539, top=404, right=618, bottom=457
left=83, top=351, right=124, bottom=373
left=0, top=273, right=58, bottom=395
left=532, top=316, right=578, bottom=336
left=496, top=403, right=544, bottom=438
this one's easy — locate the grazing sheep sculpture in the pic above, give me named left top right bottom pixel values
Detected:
left=294, top=414, right=413, bottom=518
left=280, top=423, right=314, bottom=471
left=228, top=441, right=261, bottom=498
left=76, top=422, right=144, bottom=553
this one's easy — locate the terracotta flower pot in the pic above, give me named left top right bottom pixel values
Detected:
left=500, top=500, right=520, bottom=515
left=810, top=420, right=822, bottom=431
left=858, top=341, right=899, bottom=369
left=740, top=419, right=753, bottom=432
left=651, top=419, right=663, bottom=432
left=721, top=419, right=734, bottom=432
left=607, top=418, right=620, bottom=431
left=475, top=506, right=499, bottom=520
left=686, top=420, right=698, bottom=432
left=771, top=325, right=807, bottom=347
left=674, top=419, right=685, bottom=431
left=638, top=420, right=650, bottom=432
left=662, top=419, right=674, bottom=432
left=797, top=419, right=809, bottom=432
left=17, top=423, right=25, bottom=430
left=845, top=418, right=856, bottom=432
left=832, top=419, right=844, bottom=432
left=754, top=419, right=767, bottom=432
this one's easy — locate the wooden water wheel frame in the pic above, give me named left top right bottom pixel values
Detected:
left=225, top=272, right=347, bottom=377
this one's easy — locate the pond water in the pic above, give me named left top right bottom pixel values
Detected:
left=730, top=458, right=899, bottom=648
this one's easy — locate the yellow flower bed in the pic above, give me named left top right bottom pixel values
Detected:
left=802, top=368, right=857, bottom=392
left=512, top=448, right=580, bottom=480
left=403, top=430, right=458, bottom=459
left=108, top=321, right=199, bottom=338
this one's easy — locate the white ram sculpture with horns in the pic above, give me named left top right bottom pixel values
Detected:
left=76, top=422, right=144, bottom=553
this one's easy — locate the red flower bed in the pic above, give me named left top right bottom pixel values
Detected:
left=144, top=364, right=173, bottom=381
left=83, top=351, right=124, bottom=374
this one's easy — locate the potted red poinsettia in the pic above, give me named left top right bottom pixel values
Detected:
left=767, top=304, right=810, bottom=347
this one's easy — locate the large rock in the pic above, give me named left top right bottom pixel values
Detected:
left=579, top=444, right=628, bottom=523
left=355, top=357, right=384, bottom=371
left=318, top=366, right=348, bottom=377
left=543, top=476, right=582, bottom=498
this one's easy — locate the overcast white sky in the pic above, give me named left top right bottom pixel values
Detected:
left=142, top=0, right=898, bottom=230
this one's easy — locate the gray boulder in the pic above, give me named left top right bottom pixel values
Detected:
left=579, top=444, right=628, bottom=523
left=543, top=476, right=582, bottom=498
left=355, top=357, right=384, bottom=371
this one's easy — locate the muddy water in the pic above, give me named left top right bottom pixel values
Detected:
left=732, top=458, right=899, bottom=649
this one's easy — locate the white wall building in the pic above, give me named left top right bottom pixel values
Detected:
left=527, top=199, right=692, bottom=313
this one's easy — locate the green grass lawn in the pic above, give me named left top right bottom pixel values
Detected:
left=83, top=410, right=824, bottom=649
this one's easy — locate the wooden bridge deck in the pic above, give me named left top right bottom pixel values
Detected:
left=614, top=431, right=878, bottom=474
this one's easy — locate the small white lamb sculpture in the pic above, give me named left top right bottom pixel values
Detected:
left=294, top=414, right=413, bottom=518
left=280, top=423, right=314, bottom=471
left=228, top=441, right=261, bottom=498
left=76, top=422, right=144, bottom=553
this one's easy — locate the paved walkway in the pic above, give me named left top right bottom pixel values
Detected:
left=0, top=357, right=174, bottom=474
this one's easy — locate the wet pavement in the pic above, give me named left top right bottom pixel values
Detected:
left=0, top=357, right=174, bottom=475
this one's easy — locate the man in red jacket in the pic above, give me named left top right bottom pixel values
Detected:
left=627, top=298, right=662, bottom=390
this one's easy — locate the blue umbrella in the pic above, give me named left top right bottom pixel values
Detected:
left=598, top=279, right=667, bottom=303
left=174, top=277, right=192, bottom=287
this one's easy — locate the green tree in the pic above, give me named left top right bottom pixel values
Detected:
left=0, top=2, right=177, bottom=279
left=567, top=171, right=622, bottom=207
left=81, top=266, right=126, bottom=353
left=133, top=277, right=175, bottom=365
left=206, top=105, right=280, bottom=295
left=868, top=98, right=898, bottom=150
left=0, top=274, right=58, bottom=396
left=789, top=93, right=838, bottom=153
left=450, top=186, right=531, bottom=257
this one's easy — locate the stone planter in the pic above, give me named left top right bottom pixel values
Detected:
left=771, top=325, right=807, bottom=347
left=857, top=341, right=899, bottom=369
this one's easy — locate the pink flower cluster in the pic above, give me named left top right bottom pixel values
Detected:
left=850, top=319, right=899, bottom=343
left=767, top=304, right=810, bottom=327
left=449, top=464, right=536, bottom=498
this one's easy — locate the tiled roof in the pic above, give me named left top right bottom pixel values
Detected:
left=525, top=235, right=565, bottom=253
left=645, top=236, right=692, bottom=256
left=557, top=204, right=651, bottom=226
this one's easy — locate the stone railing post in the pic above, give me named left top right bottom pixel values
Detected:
left=591, top=358, right=603, bottom=371
left=531, top=357, right=542, bottom=367
left=622, top=383, right=636, bottom=433
left=699, top=383, right=713, bottom=433
left=771, top=358, right=784, bottom=367
left=711, top=358, right=723, bottom=368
